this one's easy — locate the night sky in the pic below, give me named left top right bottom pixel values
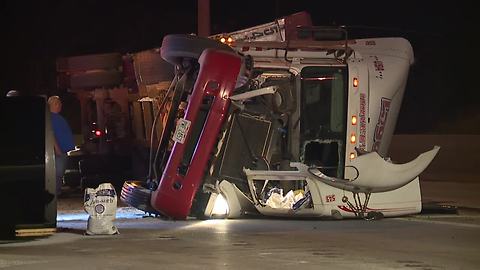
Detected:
left=0, top=0, right=477, bottom=134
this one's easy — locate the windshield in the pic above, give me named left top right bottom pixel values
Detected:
left=300, top=66, right=347, bottom=177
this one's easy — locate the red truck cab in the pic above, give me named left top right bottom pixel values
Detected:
left=150, top=49, right=242, bottom=219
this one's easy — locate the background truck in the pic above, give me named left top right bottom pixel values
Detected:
left=56, top=49, right=174, bottom=190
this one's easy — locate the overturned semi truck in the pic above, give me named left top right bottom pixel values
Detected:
left=121, top=11, right=439, bottom=220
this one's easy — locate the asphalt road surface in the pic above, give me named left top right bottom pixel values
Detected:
left=1, top=205, right=479, bottom=270
left=2, top=132, right=480, bottom=270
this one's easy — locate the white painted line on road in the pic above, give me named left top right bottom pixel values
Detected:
left=397, top=217, right=480, bottom=229
left=57, top=207, right=147, bottom=221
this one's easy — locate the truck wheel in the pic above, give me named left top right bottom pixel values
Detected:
left=133, top=49, right=175, bottom=85
left=66, top=70, right=123, bottom=90
left=57, top=52, right=123, bottom=72
left=160, top=34, right=233, bottom=65
left=63, top=170, right=81, bottom=189
left=120, top=181, right=161, bottom=216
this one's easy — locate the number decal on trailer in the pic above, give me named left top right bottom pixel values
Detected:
left=326, top=194, right=336, bottom=202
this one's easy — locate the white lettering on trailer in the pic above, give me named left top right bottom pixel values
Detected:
left=242, top=26, right=281, bottom=41
left=231, top=24, right=285, bottom=42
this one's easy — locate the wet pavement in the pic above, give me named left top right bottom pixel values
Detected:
left=1, top=176, right=479, bottom=270
left=1, top=209, right=480, bottom=269
left=3, top=132, right=480, bottom=269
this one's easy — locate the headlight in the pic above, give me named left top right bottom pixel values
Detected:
left=211, top=193, right=229, bottom=217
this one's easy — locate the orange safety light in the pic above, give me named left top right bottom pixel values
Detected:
left=227, top=37, right=233, bottom=43
left=350, top=133, right=356, bottom=144
left=220, top=37, right=226, bottom=43
left=353, top=77, right=359, bottom=87
left=351, top=115, right=357, bottom=125
left=349, top=152, right=356, bottom=159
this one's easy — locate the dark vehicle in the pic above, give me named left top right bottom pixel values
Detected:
left=56, top=50, right=174, bottom=191
left=0, top=95, right=56, bottom=238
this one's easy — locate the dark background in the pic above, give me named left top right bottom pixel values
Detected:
left=0, top=0, right=477, bottom=134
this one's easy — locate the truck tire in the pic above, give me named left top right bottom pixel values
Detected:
left=57, top=52, right=123, bottom=72
left=63, top=170, right=81, bottom=189
left=160, top=34, right=233, bottom=65
left=120, top=181, right=161, bottom=216
left=133, top=49, right=174, bottom=85
left=67, top=70, right=123, bottom=90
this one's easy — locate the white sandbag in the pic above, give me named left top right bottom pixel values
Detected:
left=84, top=183, right=119, bottom=235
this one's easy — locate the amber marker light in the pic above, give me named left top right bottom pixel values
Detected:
left=220, top=37, right=226, bottom=43
left=350, top=133, right=356, bottom=144
left=353, top=77, right=359, bottom=87
left=350, top=152, right=356, bottom=159
left=352, top=115, right=357, bottom=125
left=227, top=37, right=233, bottom=43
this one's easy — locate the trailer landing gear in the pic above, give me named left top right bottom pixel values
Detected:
left=342, top=194, right=384, bottom=220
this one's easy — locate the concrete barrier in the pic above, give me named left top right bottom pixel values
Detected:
left=389, top=134, right=479, bottom=182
